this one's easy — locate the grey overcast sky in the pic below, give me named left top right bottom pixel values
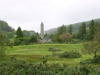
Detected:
left=0, top=0, right=100, bottom=32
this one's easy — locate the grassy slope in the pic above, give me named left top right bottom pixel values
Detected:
left=6, top=44, right=92, bottom=64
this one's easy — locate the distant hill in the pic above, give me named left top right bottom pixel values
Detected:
left=0, top=20, right=14, bottom=32
left=46, top=18, right=100, bottom=35
left=0, top=20, right=15, bottom=39
left=0, top=20, right=36, bottom=38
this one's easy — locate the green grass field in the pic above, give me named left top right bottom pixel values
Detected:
left=6, top=44, right=92, bottom=64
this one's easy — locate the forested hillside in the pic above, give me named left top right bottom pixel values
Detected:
left=46, top=18, right=100, bottom=35
left=0, top=20, right=36, bottom=39
left=0, top=20, right=15, bottom=39
left=0, top=20, right=14, bottom=32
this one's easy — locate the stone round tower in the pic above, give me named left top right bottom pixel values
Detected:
left=40, top=22, right=44, bottom=39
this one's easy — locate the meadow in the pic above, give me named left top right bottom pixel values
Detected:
left=6, top=44, right=93, bottom=64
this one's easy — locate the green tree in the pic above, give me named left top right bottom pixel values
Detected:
left=78, top=22, right=87, bottom=40
left=14, top=27, right=23, bottom=45
left=68, top=25, right=73, bottom=34
left=83, top=23, right=100, bottom=59
left=83, top=41, right=100, bottom=58
left=88, top=20, right=96, bottom=40
left=16, top=27, right=23, bottom=38
left=50, top=34, right=59, bottom=42
left=0, top=33, right=7, bottom=60
left=51, top=25, right=67, bottom=43
left=59, top=33, right=72, bottom=43
left=29, top=34, right=38, bottom=43
left=57, top=25, right=67, bottom=35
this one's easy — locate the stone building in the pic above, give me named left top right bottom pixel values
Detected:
left=39, top=22, right=52, bottom=43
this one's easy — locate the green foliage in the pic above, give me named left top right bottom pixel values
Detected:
left=50, top=34, right=59, bottom=42
left=14, top=27, right=23, bottom=45
left=48, top=47, right=61, bottom=56
left=0, top=58, right=56, bottom=75
left=16, top=27, right=23, bottom=38
left=48, top=48, right=61, bottom=52
left=42, top=56, right=48, bottom=64
left=50, top=25, right=68, bottom=42
left=58, top=33, right=72, bottom=43
left=21, top=37, right=30, bottom=45
left=83, top=41, right=100, bottom=58
left=78, top=22, right=87, bottom=40
left=22, top=33, right=39, bottom=45
left=14, top=28, right=39, bottom=45
left=68, top=25, right=73, bottom=34
left=23, top=30, right=35, bottom=37
left=0, top=20, right=14, bottom=32
left=60, top=51, right=81, bottom=58
left=0, top=58, right=35, bottom=75
left=29, top=34, right=38, bottom=43
left=0, top=20, right=14, bottom=39
left=83, top=23, right=100, bottom=64
left=46, top=18, right=100, bottom=35
left=0, top=33, right=7, bottom=60
left=61, top=66, right=84, bottom=75
left=88, top=20, right=96, bottom=40
left=49, top=19, right=100, bottom=43
left=0, top=58, right=99, bottom=75
left=57, top=25, right=67, bottom=35
left=7, top=39, right=14, bottom=48
left=83, top=23, right=100, bottom=59
left=91, top=55, right=100, bottom=64
left=14, top=37, right=23, bottom=45
left=51, top=29, right=72, bottom=43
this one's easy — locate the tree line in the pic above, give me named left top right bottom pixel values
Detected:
left=50, top=20, right=98, bottom=43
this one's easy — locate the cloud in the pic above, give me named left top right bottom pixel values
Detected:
left=0, top=0, right=100, bottom=32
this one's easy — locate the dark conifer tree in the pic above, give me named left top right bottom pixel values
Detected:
left=68, top=25, right=73, bottom=34
left=14, top=27, right=23, bottom=45
left=78, top=22, right=87, bottom=40
left=88, top=20, right=96, bottom=40
left=58, top=25, right=67, bottom=35
left=29, top=34, right=38, bottom=43
left=16, top=27, right=23, bottom=38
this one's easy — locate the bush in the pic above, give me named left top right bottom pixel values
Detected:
left=14, top=37, right=23, bottom=45
left=0, top=33, right=8, bottom=60
left=0, top=58, right=56, bottom=75
left=91, top=55, right=100, bottom=64
left=60, top=51, right=81, bottom=58
left=0, top=58, right=99, bottom=75
left=80, top=55, right=100, bottom=64
left=48, top=48, right=61, bottom=52
left=48, top=48, right=61, bottom=56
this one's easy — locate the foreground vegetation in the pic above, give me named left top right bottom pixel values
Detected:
left=0, top=58, right=100, bottom=75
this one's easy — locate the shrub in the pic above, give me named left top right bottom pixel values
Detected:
left=91, top=55, right=100, bottom=64
left=0, top=58, right=99, bottom=75
left=80, top=55, right=100, bottom=64
left=60, top=51, right=81, bottom=58
left=48, top=48, right=61, bottom=56
left=14, top=37, right=23, bottom=45
left=48, top=48, right=61, bottom=52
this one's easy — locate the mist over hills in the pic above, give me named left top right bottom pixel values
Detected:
left=46, top=18, right=100, bottom=35
left=0, top=18, right=100, bottom=37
